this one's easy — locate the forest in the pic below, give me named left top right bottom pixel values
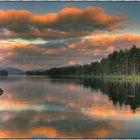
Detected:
left=26, top=45, right=140, bottom=77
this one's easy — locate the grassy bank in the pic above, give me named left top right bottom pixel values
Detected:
left=50, top=74, right=140, bottom=82
left=95, top=75, right=140, bottom=82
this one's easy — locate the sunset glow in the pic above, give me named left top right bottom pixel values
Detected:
left=0, top=2, right=139, bottom=70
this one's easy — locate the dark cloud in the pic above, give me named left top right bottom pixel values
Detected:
left=0, top=33, right=140, bottom=70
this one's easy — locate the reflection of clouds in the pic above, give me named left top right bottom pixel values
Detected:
left=0, top=101, right=70, bottom=112
left=1, top=76, right=140, bottom=117
left=86, top=106, right=138, bottom=120
left=0, top=76, right=139, bottom=138
left=0, top=111, right=125, bottom=138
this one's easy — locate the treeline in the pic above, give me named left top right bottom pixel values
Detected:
left=26, top=45, right=140, bottom=76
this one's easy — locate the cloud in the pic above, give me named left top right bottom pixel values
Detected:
left=0, top=6, right=128, bottom=39
left=0, top=5, right=137, bottom=70
left=0, top=32, right=140, bottom=70
left=83, top=33, right=140, bottom=50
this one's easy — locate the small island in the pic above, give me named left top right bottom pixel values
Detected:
left=0, top=70, right=8, bottom=76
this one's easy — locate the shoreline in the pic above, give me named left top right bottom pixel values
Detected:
left=46, top=74, right=140, bottom=82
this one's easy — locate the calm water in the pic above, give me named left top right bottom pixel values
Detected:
left=0, top=76, right=140, bottom=138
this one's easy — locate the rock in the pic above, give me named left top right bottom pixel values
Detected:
left=0, top=88, right=4, bottom=95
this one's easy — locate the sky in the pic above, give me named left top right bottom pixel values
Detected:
left=0, top=1, right=140, bottom=70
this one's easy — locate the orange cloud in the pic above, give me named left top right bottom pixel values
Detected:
left=92, top=49, right=102, bottom=56
left=87, top=33, right=140, bottom=46
left=68, top=43, right=76, bottom=49
left=65, top=33, right=140, bottom=59
left=42, top=48, right=57, bottom=55
left=0, top=6, right=128, bottom=39
left=86, top=33, right=140, bottom=50
left=68, top=60, right=77, bottom=65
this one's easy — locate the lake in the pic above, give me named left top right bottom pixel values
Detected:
left=0, top=75, right=140, bottom=138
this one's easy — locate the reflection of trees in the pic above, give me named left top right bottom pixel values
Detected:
left=48, top=76, right=140, bottom=112
left=80, top=78, right=140, bottom=113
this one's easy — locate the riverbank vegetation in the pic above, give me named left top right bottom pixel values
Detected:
left=26, top=45, right=140, bottom=81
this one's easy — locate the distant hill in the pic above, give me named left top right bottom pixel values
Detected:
left=0, top=67, right=25, bottom=75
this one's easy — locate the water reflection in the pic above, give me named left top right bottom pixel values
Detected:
left=49, top=77, right=140, bottom=113
left=80, top=78, right=140, bottom=113
left=0, top=76, right=139, bottom=138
